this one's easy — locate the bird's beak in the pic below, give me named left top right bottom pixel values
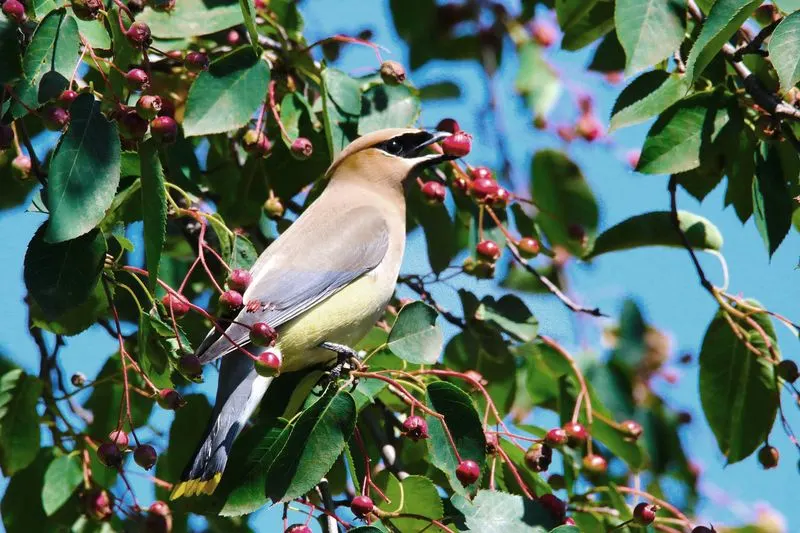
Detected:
left=409, top=131, right=456, bottom=170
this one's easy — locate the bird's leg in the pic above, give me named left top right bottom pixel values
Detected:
left=318, top=341, right=362, bottom=385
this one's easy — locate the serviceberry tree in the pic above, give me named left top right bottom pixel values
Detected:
left=0, top=0, right=798, bottom=531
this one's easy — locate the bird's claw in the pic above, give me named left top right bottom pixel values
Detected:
left=318, top=341, right=362, bottom=389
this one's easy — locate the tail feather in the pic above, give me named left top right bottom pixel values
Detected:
left=170, top=350, right=272, bottom=500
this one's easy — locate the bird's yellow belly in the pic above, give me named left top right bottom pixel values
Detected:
left=275, top=272, right=391, bottom=372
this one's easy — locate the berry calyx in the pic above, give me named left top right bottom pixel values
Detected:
left=441, top=131, right=472, bottom=157
left=518, top=237, right=540, bottom=258
left=476, top=240, right=501, bottom=261
left=470, top=177, right=499, bottom=200
left=161, top=293, right=190, bottom=317
left=530, top=20, right=557, bottom=47
left=125, top=68, right=150, bottom=91
left=43, top=106, right=70, bottom=131
left=285, top=525, right=312, bottom=533
left=228, top=269, right=252, bottom=292
left=379, top=60, right=406, bottom=85
left=401, top=415, right=429, bottom=441
left=57, top=90, right=78, bottom=108
left=157, top=388, right=186, bottom=410
left=421, top=181, right=446, bottom=204
left=351, top=495, right=374, bottom=517
left=582, top=453, right=608, bottom=475
left=184, top=51, right=209, bottom=72
left=136, top=95, right=162, bottom=121
left=544, top=427, right=567, bottom=447
left=777, top=360, right=798, bottom=383
left=290, top=137, right=313, bottom=160
left=134, top=444, right=158, bottom=470
left=97, top=441, right=122, bottom=467
left=150, top=116, right=178, bottom=144
left=11, top=155, right=32, bottom=180
left=470, top=166, right=492, bottom=181
left=538, top=493, right=566, bottom=522
left=620, top=419, right=643, bottom=441
left=250, top=322, right=278, bottom=347
left=2, top=0, right=26, bottom=24
left=436, top=118, right=460, bottom=133
left=125, top=21, right=152, bottom=47
left=108, top=429, right=129, bottom=450
left=178, top=355, right=202, bottom=378
left=71, top=0, right=102, bottom=20
left=563, top=421, right=588, bottom=446
left=633, top=502, right=659, bottom=525
left=254, top=351, right=282, bottom=377
left=455, top=459, right=481, bottom=486
left=758, top=444, right=779, bottom=469
left=524, top=442, right=552, bottom=472
left=219, top=290, right=243, bottom=312
left=263, top=196, right=285, bottom=219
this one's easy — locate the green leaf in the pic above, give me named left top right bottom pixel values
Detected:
left=685, top=0, right=761, bottom=82
left=588, top=31, right=626, bottom=73
left=615, top=0, right=686, bottom=74
left=41, top=453, right=83, bottom=516
left=419, top=81, right=461, bottom=100
left=425, top=381, right=486, bottom=496
left=229, top=233, right=258, bottom=271
left=157, top=394, right=212, bottom=489
left=387, top=301, right=443, bottom=365
left=753, top=143, right=792, bottom=256
left=724, top=128, right=756, bottom=223
left=474, top=295, right=539, bottom=342
left=0, top=370, right=43, bottom=475
left=2, top=449, right=56, bottom=533
left=75, top=16, right=111, bottom=50
left=373, top=472, right=444, bottom=531
left=45, top=93, right=121, bottom=243
left=321, top=68, right=361, bottom=158
left=358, top=84, right=421, bottom=135
left=637, top=94, right=730, bottom=175
left=775, top=0, right=800, bottom=9
left=452, top=490, right=558, bottom=532
left=408, top=183, right=460, bottom=273
left=557, top=0, right=615, bottom=51
left=24, top=224, right=106, bottom=318
left=138, top=0, right=243, bottom=38
left=11, top=9, right=80, bottom=118
left=609, top=70, right=689, bottom=131
left=238, top=0, right=259, bottom=54
left=587, top=210, right=723, bottom=258
left=279, top=91, right=313, bottom=143
left=30, top=281, right=109, bottom=336
left=516, top=42, right=562, bottom=118
left=769, top=11, right=800, bottom=91
left=699, top=304, right=779, bottom=463
left=0, top=13, right=23, bottom=84
left=183, top=47, right=270, bottom=137
left=139, top=139, right=167, bottom=291
left=531, top=149, right=598, bottom=256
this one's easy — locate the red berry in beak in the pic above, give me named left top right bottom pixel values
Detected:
left=441, top=131, right=471, bottom=157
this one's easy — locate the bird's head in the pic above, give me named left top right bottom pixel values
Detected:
left=325, top=128, right=454, bottom=185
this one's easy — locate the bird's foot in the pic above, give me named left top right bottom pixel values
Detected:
left=318, top=341, right=362, bottom=388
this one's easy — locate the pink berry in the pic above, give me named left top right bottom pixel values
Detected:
left=421, top=181, right=446, bottom=204
left=84, top=489, right=113, bottom=521
left=576, top=113, right=603, bottom=142
left=11, top=155, right=32, bottom=179
left=470, top=177, right=498, bottom=200
left=563, top=421, right=588, bottom=446
left=476, top=240, right=500, bottom=261
left=254, top=351, right=282, bottom=377
left=626, top=149, right=641, bottom=169
left=125, top=68, right=150, bottom=91
left=157, top=388, right=185, bottom=410
left=150, top=116, right=177, bottom=144
left=57, top=90, right=79, bottom=108
left=556, top=124, right=576, bottom=142
left=441, top=131, right=471, bottom=157
left=351, top=495, right=374, bottom=517
left=125, top=21, right=152, bottom=48
left=285, top=525, right=312, bottom=533
left=2, top=0, right=26, bottom=24
left=290, top=137, right=313, bottom=160
left=184, top=51, right=209, bottom=73
left=530, top=20, right=557, bottom=47
left=43, top=106, right=70, bottom=131
left=219, top=290, right=243, bottom=312
left=455, top=459, right=481, bottom=486
left=108, top=429, right=129, bottom=450
left=633, top=502, right=658, bottom=525
left=249, top=322, right=278, bottom=347
left=161, top=293, right=190, bottom=317
left=545, top=428, right=567, bottom=447
left=401, top=415, right=429, bottom=441
left=136, top=95, right=162, bottom=121
left=134, top=444, right=158, bottom=470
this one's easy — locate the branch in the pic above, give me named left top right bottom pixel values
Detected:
left=667, top=176, right=714, bottom=295
left=732, top=19, right=780, bottom=61
left=399, top=276, right=467, bottom=328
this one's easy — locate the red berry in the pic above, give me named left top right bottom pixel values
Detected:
left=564, top=517, right=576, bottom=525
left=620, top=420, right=643, bottom=441
left=351, top=495, right=374, bottom=517
left=228, top=268, right=252, bottom=292
left=470, top=166, right=492, bottom=181
left=226, top=29, right=242, bottom=46
left=530, top=20, right=557, bottom=47
left=136, top=95, right=162, bottom=121
left=108, top=429, right=129, bottom=450
left=633, top=502, right=658, bottom=525
left=777, top=360, right=799, bottom=382
left=254, top=351, right=282, bottom=377
left=117, top=106, right=149, bottom=140
left=286, top=525, right=312, bottom=533
left=84, top=489, right=113, bottom=521
left=470, top=177, right=499, bottom=200
left=184, top=51, right=209, bottom=73
left=219, top=290, right=243, bottom=312
left=582, top=453, right=607, bottom=474
left=125, top=68, right=150, bottom=91
left=71, top=0, right=102, bottom=20
left=11, top=155, right=32, bottom=179
left=441, top=131, right=471, bottom=157
left=97, top=441, right=122, bottom=467
left=134, top=444, right=158, bottom=470
left=0, top=124, right=14, bottom=150
left=43, top=106, right=70, bottom=131
left=146, top=500, right=172, bottom=533
left=436, top=118, right=460, bottom=133
left=379, top=60, right=406, bottom=85
left=290, top=137, right=313, bottom=160
left=157, top=388, right=185, bottom=410
left=178, top=355, right=202, bottom=378
left=758, top=445, right=779, bottom=469
left=401, top=415, right=429, bottom=442
left=576, top=114, right=603, bottom=142
left=545, top=428, right=567, bottom=447
left=524, top=442, right=552, bottom=472
left=421, top=181, right=446, bottom=204
left=150, top=116, right=177, bottom=144
left=476, top=240, right=500, bottom=261
left=455, top=459, right=481, bottom=486
left=57, top=90, right=78, bottom=108
left=250, top=322, right=278, bottom=347
left=563, top=421, right=588, bottom=446
left=2, top=0, right=26, bottom=24
left=518, top=237, right=540, bottom=258
left=538, top=493, right=566, bottom=522
left=125, top=21, right=152, bottom=47
left=161, top=293, right=190, bottom=317
left=491, top=187, right=510, bottom=207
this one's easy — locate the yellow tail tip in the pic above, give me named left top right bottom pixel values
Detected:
left=169, top=473, right=222, bottom=500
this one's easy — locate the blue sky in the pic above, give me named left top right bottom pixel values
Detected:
left=1, top=0, right=798, bottom=531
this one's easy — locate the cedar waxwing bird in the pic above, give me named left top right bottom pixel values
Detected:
left=170, top=128, right=453, bottom=499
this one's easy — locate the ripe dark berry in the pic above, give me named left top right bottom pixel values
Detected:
left=84, top=489, right=113, bottom=521
left=691, top=527, right=715, bottom=533
left=455, top=459, right=481, bottom=486
left=125, top=21, right=152, bottom=47
left=43, top=106, right=70, bottom=131
left=254, top=351, right=282, bottom=377
left=136, top=95, right=162, bottom=121
left=777, top=360, right=799, bottom=383
left=2, top=0, right=26, bottom=24
left=178, top=355, right=202, bottom=378
left=379, top=60, right=406, bottom=85
left=134, top=444, right=158, bottom=470
left=71, top=372, right=86, bottom=387
left=219, top=290, right=243, bottom=312
left=401, top=415, right=429, bottom=442
left=470, top=177, right=498, bottom=200
left=633, top=502, right=658, bottom=525
left=436, top=118, right=460, bottom=133
left=158, top=98, right=175, bottom=118
left=97, top=441, right=122, bottom=467
left=286, top=525, right=312, bottom=533
left=576, top=114, right=603, bottom=142
left=146, top=501, right=172, bottom=533
left=184, top=51, right=209, bottom=73
left=620, top=420, right=643, bottom=441
left=421, top=181, right=446, bottom=204
left=71, top=0, right=102, bottom=20
left=518, top=237, right=540, bottom=258
left=351, top=495, right=374, bottom=517
left=441, top=131, right=471, bottom=157
left=538, top=493, right=566, bottom=522
left=476, top=240, right=500, bottom=261
left=250, top=322, right=278, bottom=347
left=290, top=137, right=313, bottom=160
left=758, top=445, right=779, bottom=469
left=228, top=268, right=252, bottom=292
left=157, top=388, right=186, bottom=410
left=470, top=166, right=492, bottom=181
left=147, top=0, right=175, bottom=12
left=582, top=453, right=607, bottom=475
left=0, top=124, right=13, bottom=150
left=530, top=20, right=556, bottom=47
left=150, top=116, right=178, bottom=144
left=563, top=421, right=588, bottom=446
left=108, top=429, right=129, bottom=450
left=125, top=68, right=150, bottom=91
left=544, top=428, right=567, bottom=447
left=161, top=293, right=190, bottom=317
left=524, top=442, right=552, bottom=472
left=11, top=155, right=32, bottom=180
left=57, top=90, right=78, bottom=108
left=117, top=106, right=149, bottom=140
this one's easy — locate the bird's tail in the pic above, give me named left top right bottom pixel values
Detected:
left=170, top=351, right=272, bottom=500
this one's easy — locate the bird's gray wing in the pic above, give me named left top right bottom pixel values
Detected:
left=196, top=205, right=390, bottom=363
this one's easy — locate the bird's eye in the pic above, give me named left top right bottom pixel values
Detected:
left=385, top=139, right=403, bottom=155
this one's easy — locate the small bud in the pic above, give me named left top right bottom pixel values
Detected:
left=379, top=60, right=406, bottom=85
left=134, top=444, right=158, bottom=470
left=263, top=196, right=285, bottom=219
left=184, top=51, right=209, bottom=73
left=290, top=137, right=313, bottom=160
left=401, top=415, right=429, bottom=442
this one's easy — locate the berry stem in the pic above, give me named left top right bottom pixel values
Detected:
left=267, top=80, right=291, bottom=142
left=495, top=444, right=534, bottom=499
left=300, top=34, right=386, bottom=64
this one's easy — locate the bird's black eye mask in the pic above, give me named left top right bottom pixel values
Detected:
left=373, top=131, right=453, bottom=160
